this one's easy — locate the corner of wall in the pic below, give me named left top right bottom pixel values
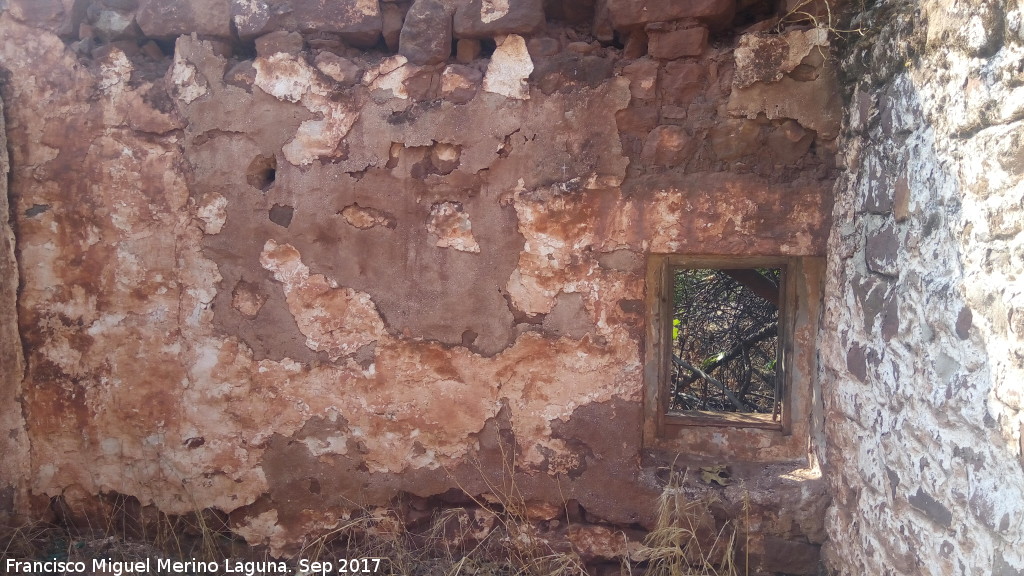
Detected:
left=0, top=91, right=31, bottom=523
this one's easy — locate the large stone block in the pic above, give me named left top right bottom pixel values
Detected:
left=606, top=0, right=734, bottom=30
left=482, top=34, right=534, bottom=99
left=399, top=0, right=454, bottom=65
left=292, top=0, right=382, bottom=46
left=620, top=58, right=659, bottom=100
left=659, top=60, right=704, bottom=107
left=231, top=0, right=382, bottom=45
left=6, top=0, right=83, bottom=36
left=137, top=0, right=232, bottom=38
left=641, top=125, right=695, bottom=166
left=441, top=64, right=482, bottom=103
left=453, top=0, right=544, bottom=39
left=255, top=31, right=304, bottom=57
left=709, top=118, right=762, bottom=161
left=314, top=52, right=363, bottom=86
left=88, top=6, right=141, bottom=42
left=865, top=220, right=899, bottom=277
left=231, top=0, right=277, bottom=37
left=647, top=22, right=708, bottom=59
left=727, top=28, right=841, bottom=139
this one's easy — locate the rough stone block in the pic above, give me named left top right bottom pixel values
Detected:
left=454, top=0, right=545, bottom=39
left=400, top=0, right=454, bottom=65
left=606, top=0, right=733, bottom=30
left=641, top=125, right=695, bottom=166
left=403, top=67, right=443, bottom=100
left=709, top=118, right=762, bottom=161
left=546, top=0, right=595, bottom=24
left=956, top=306, right=973, bottom=340
left=615, top=105, right=659, bottom=138
left=255, top=31, right=304, bottom=57
left=89, top=8, right=140, bottom=41
left=909, top=487, right=953, bottom=528
left=137, top=0, right=232, bottom=38
left=381, top=2, right=407, bottom=52
left=766, top=119, right=813, bottom=165
left=526, top=37, right=560, bottom=58
left=758, top=538, right=821, bottom=575
left=235, top=0, right=385, bottom=46
left=530, top=52, right=612, bottom=94
left=568, top=524, right=645, bottom=561
left=853, top=274, right=899, bottom=341
left=621, top=58, right=659, bottom=100
left=230, top=0, right=276, bottom=37
left=846, top=344, right=867, bottom=382
left=482, top=34, right=534, bottom=99
left=659, top=60, right=704, bottom=107
left=865, top=221, right=899, bottom=277
left=441, top=64, right=482, bottom=103
left=6, top=0, right=83, bottom=36
left=647, top=23, right=708, bottom=59
left=292, top=0, right=382, bottom=47
left=224, top=60, right=257, bottom=89
left=567, top=41, right=597, bottom=54
left=861, top=162, right=893, bottom=214
left=314, top=52, right=362, bottom=86
left=728, top=28, right=841, bottom=139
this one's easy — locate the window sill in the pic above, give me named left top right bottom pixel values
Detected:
left=665, top=411, right=784, bottom=430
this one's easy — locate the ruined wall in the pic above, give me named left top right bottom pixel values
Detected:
left=1, top=91, right=31, bottom=524
left=822, top=0, right=1024, bottom=573
left=1, top=0, right=836, bottom=570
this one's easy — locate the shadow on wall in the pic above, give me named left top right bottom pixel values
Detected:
left=0, top=91, right=31, bottom=525
left=820, top=0, right=1024, bottom=573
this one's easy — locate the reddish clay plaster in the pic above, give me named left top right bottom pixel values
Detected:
left=0, top=1, right=836, bottom=569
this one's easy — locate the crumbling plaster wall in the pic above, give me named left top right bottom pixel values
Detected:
left=1, top=0, right=836, bottom=568
left=822, top=0, right=1024, bottom=573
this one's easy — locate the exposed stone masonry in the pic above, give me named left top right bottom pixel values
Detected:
left=822, top=0, right=1024, bottom=573
left=0, top=93, right=30, bottom=526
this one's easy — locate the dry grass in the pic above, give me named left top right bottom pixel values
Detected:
left=438, top=426, right=587, bottom=576
left=624, top=466, right=748, bottom=576
left=2, top=455, right=753, bottom=576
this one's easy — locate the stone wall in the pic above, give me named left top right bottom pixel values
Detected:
left=0, top=0, right=837, bottom=572
left=1, top=92, right=31, bottom=524
left=822, top=0, right=1024, bottom=573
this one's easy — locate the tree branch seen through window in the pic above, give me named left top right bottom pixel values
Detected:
left=670, top=268, right=782, bottom=416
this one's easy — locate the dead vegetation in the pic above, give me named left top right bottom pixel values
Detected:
left=630, top=467, right=746, bottom=576
left=2, top=456, right=749, bottom=576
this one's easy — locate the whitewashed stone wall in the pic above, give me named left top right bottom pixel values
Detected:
left=822, top=0, right=1024, bottom=573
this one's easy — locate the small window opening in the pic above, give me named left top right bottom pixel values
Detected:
left=669, top=266, right=783, bottom=420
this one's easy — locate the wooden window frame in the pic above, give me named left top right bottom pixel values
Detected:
left=643, top=254, right=823, bottom=461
